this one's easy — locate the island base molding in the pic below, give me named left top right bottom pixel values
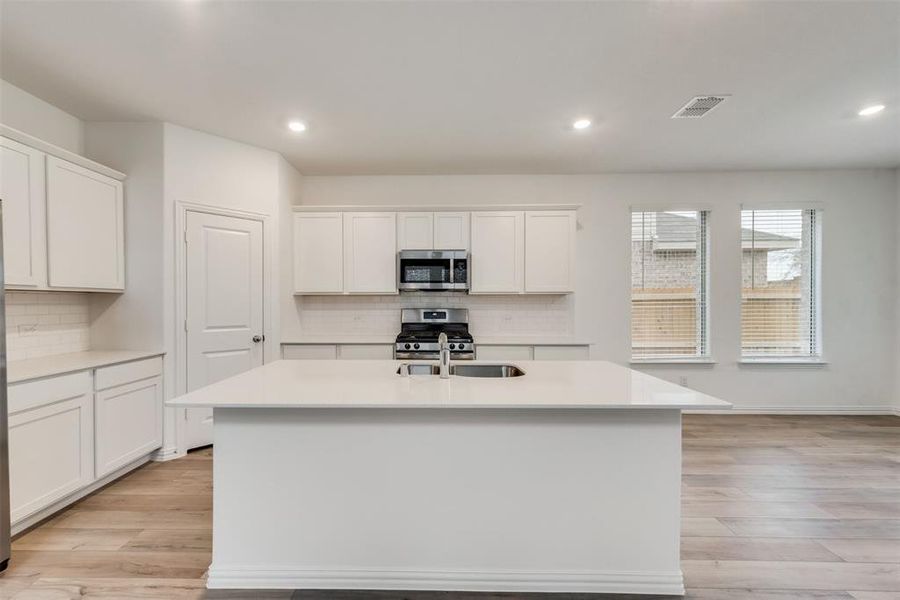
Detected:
left=206, top=567, right=685, bottom=595
left=211, top=407, right=685, bottom=596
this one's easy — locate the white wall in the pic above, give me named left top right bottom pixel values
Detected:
left=84, top=122, right=166, bottom=352
left=278, top=156, right=305, bottom=343
left=163, top=123, right=301, bottom=453
left=295, top=170, right=898, bottom=412
left=0, top=79, right=83, bottom=153
left=895, top=168, right=900, bottom=414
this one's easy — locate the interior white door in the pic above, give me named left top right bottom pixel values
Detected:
left=185, top=211, right=264, bottom=449
left=1, top=137, right=46, bottom=288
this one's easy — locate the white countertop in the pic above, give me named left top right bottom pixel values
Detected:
left=167, top=359, right=730, bottom=410
left=282, top=336, right=593, bottom=346
left=8, top=350, right=164, bottom=383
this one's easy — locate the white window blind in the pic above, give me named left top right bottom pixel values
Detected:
left=631, top=210, right=709, bottom=359
left=741, top=208, right=821, bottom=358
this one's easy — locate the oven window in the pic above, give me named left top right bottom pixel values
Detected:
left=401, top=260, right=450, bottom=283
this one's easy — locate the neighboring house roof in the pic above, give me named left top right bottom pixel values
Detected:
left=644, top=211, right=798, bottom=251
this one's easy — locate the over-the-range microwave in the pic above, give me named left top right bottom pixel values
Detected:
left=397, top=250, right=468, bottom=291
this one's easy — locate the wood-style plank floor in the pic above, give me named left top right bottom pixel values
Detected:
left=1, top=415, right=898, bottom=600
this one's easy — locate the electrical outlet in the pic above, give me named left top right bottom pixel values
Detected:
left=679, top=376, right=688, bottom=387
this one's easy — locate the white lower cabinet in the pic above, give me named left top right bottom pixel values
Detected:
left=337, top=344, right=394, bottom=360
left=7, top=356, right=164, bottom=528
left=94, top=358, right=164, bottom=478
left=533, top=345, right=590, bottom=360
left=282, top=344, right=393, bottom=359
left=8, top=372, right=94, bottom=523
left=475, top=345, right=534, bottom=361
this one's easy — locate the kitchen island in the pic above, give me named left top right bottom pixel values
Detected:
left=168, top=359, right=729, bottom=595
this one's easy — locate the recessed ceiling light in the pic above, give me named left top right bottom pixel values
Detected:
left=572, top=119, right=592, bottom=130
left=858, top=104, right=885, bottom=117
left=288, top=120, right=307, bottom=132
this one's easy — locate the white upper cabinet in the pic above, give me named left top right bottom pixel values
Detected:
left=293, top=212, right=344, bottom=294
left=470, top=211, right=524, bottom=294
left=433, top=212, right=470, bottom=250
left=397, top=212, right=434, bottom=250
left=1, top=137, right=47, bottom=288
left=343, top=212, right=397, bottom=294
left=525, top=210, right=576, bottom=293
left=398, top=211, right=470, bottom=250
left=46, top=157, right=124, bottom=290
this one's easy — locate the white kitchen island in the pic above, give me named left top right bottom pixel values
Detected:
left=168, top=359, right=729, bottom=595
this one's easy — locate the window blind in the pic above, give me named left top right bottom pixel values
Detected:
left=741, top=208, right=821, bottom=358
left=631, top=210, right=709, bottom=359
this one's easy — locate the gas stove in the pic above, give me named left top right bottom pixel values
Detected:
left=394, top=308, right=475, bottom=360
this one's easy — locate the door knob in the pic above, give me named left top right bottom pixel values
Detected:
left=252, top=335, right=263, bottom=343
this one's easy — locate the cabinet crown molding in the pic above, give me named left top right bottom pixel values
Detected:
left=1, top=124, right=126, bottom=180
left=293, top=204, right=580, bottom=213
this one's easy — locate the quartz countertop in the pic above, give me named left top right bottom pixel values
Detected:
left=167, top=359, right=730, bottom=410
left=282, top=336, right=593, bottom=346
left=8, top=350, right=164, bottom=383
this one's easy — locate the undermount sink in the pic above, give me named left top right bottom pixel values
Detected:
left=398, top=363, right=525, bottom=378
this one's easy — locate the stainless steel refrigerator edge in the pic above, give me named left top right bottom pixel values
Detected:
left=0, top=201, right=10, bottom=570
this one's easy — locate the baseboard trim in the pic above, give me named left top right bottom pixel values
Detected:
left=686, top=405, right=898, bottom=416
left=12, top=454, right=152, bottom=537
left=207, top=566, right=685, bottom=595
left=151, top=446, right=185, bottom=462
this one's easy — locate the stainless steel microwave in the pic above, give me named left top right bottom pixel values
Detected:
left=398, top=250, right=469, bottom=291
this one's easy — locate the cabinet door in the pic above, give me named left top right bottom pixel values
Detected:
left=344, top=212, right=397, bottom=294
left=293, top=212, right=343, bottom=293
left=397, top=212, right=433, bottom=250
left=8, top=373, right=93, bottom=524
left=470, top=211, right=524, bottom=294
left=46, top=156, right=124, bottom=290
left=433, top=212, right=470, bottom=250
left=525, top=211, right=576, bottom=293
left=1, top=137, right=47, bottom=288
left=94, top=375, right=163, bottom=478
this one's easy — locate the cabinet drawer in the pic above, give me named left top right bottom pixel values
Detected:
left=533, top=345, right=590, bottom=360
left=338, top=344, right=394, bottom=360
left=8, top=371, right=92, bottom=415
left=476, top=345, right=533, bottom=361
left=95, top=357, right=163, bottom=391
left=282, top=344, right=338, bottom=359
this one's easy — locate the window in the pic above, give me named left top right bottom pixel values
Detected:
left=631, top=210, right=709, bottom=360
left=741, top=208, right=821, bottom=359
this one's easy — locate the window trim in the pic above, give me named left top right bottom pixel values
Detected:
left=739, top=206, right=823, bottom=360
left=629, top=208, right=712, bottom=362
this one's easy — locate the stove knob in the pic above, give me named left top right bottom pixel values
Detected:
left=413, top=343, right=420, bottom=350
left=457, top=343, right=465, bottom=350
left=404, top=343, right=411, bottom=350
left=449, top=343, right=456, bottom=350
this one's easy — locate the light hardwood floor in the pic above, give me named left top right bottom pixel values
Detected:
left=1, top=415, right=897, bottom=600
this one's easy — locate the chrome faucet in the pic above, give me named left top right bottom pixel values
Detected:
left=438, top=332, right=451, bottom=379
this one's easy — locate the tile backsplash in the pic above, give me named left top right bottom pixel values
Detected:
left=296, top=293, right=573, bottom=338
left=5, top=291, right=91, bottom=360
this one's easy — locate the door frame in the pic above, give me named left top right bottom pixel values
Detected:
left=173, top=201, right=273, bottom=455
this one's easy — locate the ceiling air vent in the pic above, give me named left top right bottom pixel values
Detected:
left=671, top=95, right=729, bottom=119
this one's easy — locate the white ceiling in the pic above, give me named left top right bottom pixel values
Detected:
left=1, top=1, right=898, bottom=175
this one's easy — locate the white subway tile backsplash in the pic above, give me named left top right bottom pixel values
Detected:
left=295, top=293, right=573, bottom=338
left=5, top=291, right=91, bottom=360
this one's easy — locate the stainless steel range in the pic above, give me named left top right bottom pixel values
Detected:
left=394, top=308, right=475, bottom=360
